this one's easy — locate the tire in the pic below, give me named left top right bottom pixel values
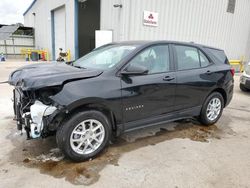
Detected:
left=56, top=110, right=111, bottom=162
left=199, top=92, right=224, bottom=126
left=240, top=84, right=249, bottom=92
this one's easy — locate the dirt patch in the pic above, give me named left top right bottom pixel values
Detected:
left=8, top=120, right=227, bottom=185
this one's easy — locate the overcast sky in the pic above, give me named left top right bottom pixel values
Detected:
left=0, top=0, right=33, bottom=25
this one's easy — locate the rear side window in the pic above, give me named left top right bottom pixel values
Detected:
left=206, top=48, right=228, bottom=64
left=174, top=45, right=210, bottom=70
left=199, top=51, right=210, bottom=67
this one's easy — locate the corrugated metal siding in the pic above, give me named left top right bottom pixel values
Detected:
left=0, top=35, right=34, bottom=58
left=101, top=0, right=250, bottom=60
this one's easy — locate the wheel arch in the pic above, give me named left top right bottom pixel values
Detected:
left=63, top=99, right=118, bottom=135
left=206, top=88, right=227, bottom=107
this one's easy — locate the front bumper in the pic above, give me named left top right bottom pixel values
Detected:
left=240, top=75, right=250, bottom=89
left=13, top=88, right=57, bottom=139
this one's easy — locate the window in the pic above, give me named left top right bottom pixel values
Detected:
left=199, top=50, right=210, bottom=67
left=175, top=45, right=200, bottom=70
left=227, top=0, right=236, bottom=14
left=175, top=45, right=211, bottom=70
left=205, top=48, right=228, bottom=64
left=128, top=45, right=170, bottom=74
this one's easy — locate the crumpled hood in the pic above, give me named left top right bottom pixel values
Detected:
left=8, top=63, right=103, bottom=90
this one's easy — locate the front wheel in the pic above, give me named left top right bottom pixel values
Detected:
left=56, top=110, right=111, bottom=162
left=199, top=92, right=224, bottom=126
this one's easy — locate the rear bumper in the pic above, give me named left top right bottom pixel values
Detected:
left=223, top=77, right=234, bottom=107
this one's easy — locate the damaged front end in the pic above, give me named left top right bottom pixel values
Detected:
left=13, top=87, right=63, bottom=139
left=8, top=63, right=103, bottom=139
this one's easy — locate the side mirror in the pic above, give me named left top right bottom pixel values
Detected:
left=121, top=65, right=148, bottom=76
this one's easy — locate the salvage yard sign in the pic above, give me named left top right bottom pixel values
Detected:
left=143, top=10, right=158, bottom=27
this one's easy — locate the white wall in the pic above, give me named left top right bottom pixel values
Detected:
left=101, top=0, right=250, bottom=61
left=24, top=0, right=75, bottom=60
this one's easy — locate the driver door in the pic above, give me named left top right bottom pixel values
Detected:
left=120, top=44, right=176, bottom=129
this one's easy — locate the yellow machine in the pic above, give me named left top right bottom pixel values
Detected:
left=20, top=48, right=71, bottom=62
left=20, top=48, right=49, bottom=61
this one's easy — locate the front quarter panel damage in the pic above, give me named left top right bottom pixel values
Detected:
left=11, top=74, right=122, bottom=140
left=50, top=76, right=123, bottom=125
left=8, top=63, right=106, bottom=139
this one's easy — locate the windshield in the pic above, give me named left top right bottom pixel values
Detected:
left=73, top=44, right=137, bottom=70
left=245, top=63, right=250, bottom=75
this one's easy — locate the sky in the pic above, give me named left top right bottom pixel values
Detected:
left=0, top=0, right=34, bottom=25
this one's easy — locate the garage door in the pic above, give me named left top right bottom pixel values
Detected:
left=54, top=6, right=66, bottom=59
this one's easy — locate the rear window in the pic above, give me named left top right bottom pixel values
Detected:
left=205, top=48, right=229, bottom=64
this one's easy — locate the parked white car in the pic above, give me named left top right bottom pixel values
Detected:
left=240, top=62, right=250, bottom=91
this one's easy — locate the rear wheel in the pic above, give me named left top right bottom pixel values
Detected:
left=199, top=92, right=224, bottom=125
left=240, top=84, right=249, bottom=92
left=56, top=110, right=111, bottom=162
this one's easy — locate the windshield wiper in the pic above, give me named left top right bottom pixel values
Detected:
left=65, top=60, right=74, bottom=65
left=66, top=61, right=86, bottom=69
left=73, top=65, right=86, bottom=69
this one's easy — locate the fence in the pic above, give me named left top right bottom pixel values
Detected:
left=0, top=35, right=35, bottom=59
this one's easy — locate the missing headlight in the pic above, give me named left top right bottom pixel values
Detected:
left=29, top=100, right=57, bottom=138
left=36, top=86, right=62, bottom=105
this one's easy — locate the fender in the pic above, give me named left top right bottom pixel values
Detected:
left=50, top=77, right=123, bottom=125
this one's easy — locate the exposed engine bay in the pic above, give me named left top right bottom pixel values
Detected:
left=13, top=87, right=60, bottom=139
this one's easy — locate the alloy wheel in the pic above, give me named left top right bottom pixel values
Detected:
left=206, top=97, right=222, bottom=121
left=70, top=119, right=105, bottom=155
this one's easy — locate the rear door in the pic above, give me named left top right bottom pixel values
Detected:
left=121, top=44, right=176, bottom=128
left=172, top=44, right=215, bottom=111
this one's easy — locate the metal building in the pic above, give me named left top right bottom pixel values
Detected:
left=24, top=0, right=250, bottom=61
left=0, top=25, right=34, bottom=59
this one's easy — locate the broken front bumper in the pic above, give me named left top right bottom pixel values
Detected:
left=13, top=89, right=57, bottom=139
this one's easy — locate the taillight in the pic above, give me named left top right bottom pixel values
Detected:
left=230, top=68, right=235, bottom=77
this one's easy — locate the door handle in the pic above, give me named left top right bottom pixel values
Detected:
left=163, top=76, right=175, bottom=81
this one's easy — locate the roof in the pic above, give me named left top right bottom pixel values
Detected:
left=111, top=40, right=223, bottom=51
left=23, top=0, right=37, bottom=16
left=0, top=25, right=19, bottom=40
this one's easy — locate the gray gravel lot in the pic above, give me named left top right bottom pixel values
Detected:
left=0, top=61, right=250, bottom=188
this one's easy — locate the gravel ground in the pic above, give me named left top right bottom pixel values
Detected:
left=0, top=61, right=250, bottom=188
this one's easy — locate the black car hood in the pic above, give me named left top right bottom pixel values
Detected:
left=8, top=63, right=103, bottom=90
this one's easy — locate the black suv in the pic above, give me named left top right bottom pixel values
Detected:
left=9, top=41, right=234, bottom=161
